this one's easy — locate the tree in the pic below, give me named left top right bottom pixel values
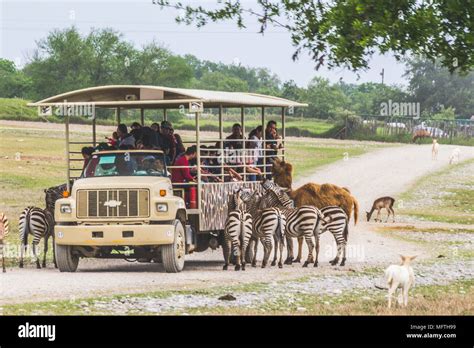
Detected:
left=405, top=57, right=474, bottom=117
left=303, top=77, right=350, bottom=118
left=0, top=59, right=32, bottom=98
left=155, top=0, right=474, bottom=73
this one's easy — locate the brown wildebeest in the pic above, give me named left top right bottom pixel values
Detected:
left=366, top=197, right=396, bottom=222
left=412, top=129, right=431, bottom=143
left=271, top=158, right=359, bottom=263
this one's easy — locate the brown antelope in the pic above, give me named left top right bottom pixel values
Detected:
left=366, top=197, right=395, bottom=223
left=412, top=129, right=431, bottom=143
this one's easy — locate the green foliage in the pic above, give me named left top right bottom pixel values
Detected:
left=157, top=0, right=474, bottom=73
left=405, top=58, right=474, bottom=118
left=432, top=106, right=456, bottom=120
left=0, top=59, right=32, bottom=98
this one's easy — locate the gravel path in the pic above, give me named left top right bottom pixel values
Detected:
left=1, top=142, right=473, bottom=305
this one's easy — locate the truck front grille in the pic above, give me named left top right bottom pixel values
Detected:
left=77, top=189, right=149, bottom=218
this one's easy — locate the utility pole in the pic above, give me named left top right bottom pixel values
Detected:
left=380, top=68, right=385, bottom=85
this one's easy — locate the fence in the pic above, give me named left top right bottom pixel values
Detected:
left=345, top=116, right=473, bottom=142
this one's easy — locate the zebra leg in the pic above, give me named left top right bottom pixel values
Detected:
left=330, top=243, right=342, bottom=266
left=302, top=235, right=315, bottom=267
left=43, top=234, right=49, bottom=268
left=271, top=235, right=278, bottom=266
left=222, top=239, right=231, bottom=270
left=251, top=237, right=259, bottom=267
left=314, top=234, right=320, bottom=267
left=241, top=239, right=249, bottom=271
left=19, top=242, right=25, bottom=268
left=33, top=242, right=41, bottom=269
left=261, top=238, right=272, bottom=268
left=293, top=236, right=303, bottom=263
left=233, top=240, right=241, bottom=271
left=284, top=236, right=294, bottom=265
left=340, top=242, right=347, bottom=266
left=1, top=241, right=5, bottom=273
left=278, top=238, right=284, bottom=268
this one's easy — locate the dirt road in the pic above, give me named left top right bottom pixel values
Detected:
left=1, top=143, right=473, bottom=305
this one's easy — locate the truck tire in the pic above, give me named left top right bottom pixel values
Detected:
left=162, top=220, right=185, bottom=273
left=55, top=244, right=79, bottom=272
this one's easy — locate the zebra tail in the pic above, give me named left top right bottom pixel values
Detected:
left=20, top=209, right=30, bottom=247
left=277, top=212, right=284, bottom=247
left=343, top=222, right=349, bottom=241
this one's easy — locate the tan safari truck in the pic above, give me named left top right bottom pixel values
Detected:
left=54, top=150, right=188, bottom=273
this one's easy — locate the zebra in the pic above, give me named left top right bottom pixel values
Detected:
left=19, top=206, right=57, bottom=269
left=44, top=183, right=67, bottom=215
left=259, top=184, right=327, bottom=267
left=223, top=190, right=252, bottom=271
left=239, top=189, right=286, bottom=268
left=319, top=205, right=349, bottom=266
left=262, top=180, right=350, bottom=267
left=0, top=213, right=10, bottom=273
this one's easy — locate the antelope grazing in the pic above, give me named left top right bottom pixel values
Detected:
left=412, top=129, right=431, bottom=143
left=432, top=138, right=439, bottom=160
left=366, top=197, right=395, bottom=223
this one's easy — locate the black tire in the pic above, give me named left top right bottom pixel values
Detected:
left=55, top=244, right=79, bottom=272
left=162, top=220, right=185, bottom=273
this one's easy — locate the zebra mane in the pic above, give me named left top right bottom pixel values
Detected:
left=261, top=187, right=294, bottom=209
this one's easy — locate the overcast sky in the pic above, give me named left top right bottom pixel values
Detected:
left=0, top=0, right=408, bottom=87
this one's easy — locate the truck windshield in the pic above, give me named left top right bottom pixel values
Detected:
left=83, top=152, right=167, bottom=178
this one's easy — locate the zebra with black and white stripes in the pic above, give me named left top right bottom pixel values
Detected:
left=0, top=212, right=10, bottom=272
left=19, top=206, right=57, bottom=269
left=258, top=188, right=325, bottom=267
left=223, top=190, right=253, bottom=271
left=262, top=180, right=350, bottom=266
left=319, top=205, right=349, bottom=266
left=240, top=189, right=286, bottom=268
left=44, top=183, right=67, bottom=215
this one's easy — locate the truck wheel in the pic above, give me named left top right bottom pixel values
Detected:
left=162, top=220, right=185, bottom=273
left=55, top=244, right=79, bottom=272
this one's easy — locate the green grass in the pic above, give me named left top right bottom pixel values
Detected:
left=3, top=277, right=472, bottom=315
left=398, top=159, right=474, bottom=225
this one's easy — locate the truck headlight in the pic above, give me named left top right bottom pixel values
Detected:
left=156, top=203, right=168, bottom=212
left=60, top=204, right=72, bottom=214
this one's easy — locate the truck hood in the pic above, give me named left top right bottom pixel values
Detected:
left=72, top=176, right=172, bottom=190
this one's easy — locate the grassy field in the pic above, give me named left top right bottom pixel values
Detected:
left=398, top=159, right=474, bottom=225
left=2, top=276, right=472, bottom=315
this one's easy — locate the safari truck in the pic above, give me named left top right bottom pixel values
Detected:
left=28, top=85, right=306, bottom=272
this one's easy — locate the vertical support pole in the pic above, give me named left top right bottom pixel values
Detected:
left=241, top=107, right=246, bottom=182
left=219, top=105, right=224, bottom=182
left=116, top=107, right=121, bottom=125
left=140, top=108, right=145, bottom=126
left=196, top=111, right=202, bottom=228
left=65, top=114, right=71, bottom=192
left=281, top=107, right=285, bottom=160
left=261, top=107, right=266, bottom=177
left=92, top=117, right=97, bottom=147
left=163, top=109, right=167, bottom=121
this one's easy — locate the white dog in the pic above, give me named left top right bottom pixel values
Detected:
left=449, top=148, right=460, bottom=164
left=432, top=139, right=439, bottom=160
left=385, top=255, right=416, bottom=308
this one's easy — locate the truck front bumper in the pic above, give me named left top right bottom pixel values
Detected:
left=54, top=224, right=175, bottom=246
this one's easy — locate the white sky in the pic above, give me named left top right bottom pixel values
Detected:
left=0, top=0, right=408, bottom=87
